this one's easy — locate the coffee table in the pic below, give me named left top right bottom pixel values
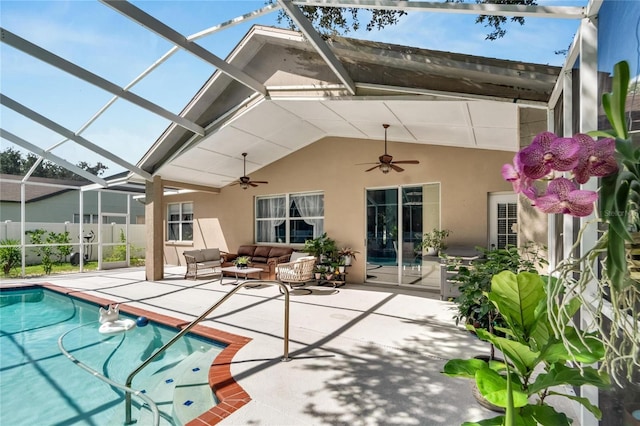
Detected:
left=220, top=266, right=263, bottom=285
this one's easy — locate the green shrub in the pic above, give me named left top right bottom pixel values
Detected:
left=447, top=243, right=547, bottom=332
left=0, top=239, right=21, bottom=276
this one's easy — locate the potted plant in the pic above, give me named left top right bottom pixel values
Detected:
left=501, top=61, right=640, bottom=388
left=419, top=228, right=451, bottom=256
left=338, top=247, right=359, bottom=266
left=303, top=233, right=338, bottom=263
left=443, top=270, right=610, bottom=425
left=314, top=264, right=327, bottom=280
left=449, top=243, right=547, bottom=333
left=233, top=255, right=251, bottom=269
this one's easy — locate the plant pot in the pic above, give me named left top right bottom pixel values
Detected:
left=424, top=247, right=438, bottom=256
left=470, top=355, right=505, bottom=413
left=625, top=402, right=640, bottom=426
left=338, top=266, right=346, bottom=273
left=314, top=273, right=321, bottom=280
left=343, top=255, right=352, bottom=266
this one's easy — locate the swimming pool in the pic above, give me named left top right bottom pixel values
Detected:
left=0, top=286, right=226, bottom=425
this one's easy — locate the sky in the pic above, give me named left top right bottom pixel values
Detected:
left=0, top=0, right=589, bottom=177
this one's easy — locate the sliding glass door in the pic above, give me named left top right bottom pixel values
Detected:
left=366, top=184, right=440, bottom=287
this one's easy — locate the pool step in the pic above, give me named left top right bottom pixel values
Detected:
left=171, top=349, right=218, bottom=425
left=136, top=348, right=218, bottom=425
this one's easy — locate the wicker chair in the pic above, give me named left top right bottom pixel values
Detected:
left=275, top=256, right=317, bottom=293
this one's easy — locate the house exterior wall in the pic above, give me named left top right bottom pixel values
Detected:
left=0, top=190, right=145, bottom=224
left=162, top=136, right=517, bottom=283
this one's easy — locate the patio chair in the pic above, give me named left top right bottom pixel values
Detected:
left=275, top=256, right=317, bottom=294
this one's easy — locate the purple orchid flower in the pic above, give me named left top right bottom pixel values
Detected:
left=534, top=177, right=599, bottom=217
left=572, top=133, right=619, bottom=184
left=501, top=154, right=538, bottom=200
left=519, top=131, right=581, bottom=179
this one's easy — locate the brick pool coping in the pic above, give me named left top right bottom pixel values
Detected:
left=6, top=283, right=252, bottom=425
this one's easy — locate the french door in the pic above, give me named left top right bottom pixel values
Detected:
left=488, top=193, right=518, bottom=250
left=365, top=184, right=440, bottom=287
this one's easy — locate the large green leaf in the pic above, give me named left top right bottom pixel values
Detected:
left=489, top=271, right=545, bottom=341
left=548, top=391, right=603, bottom=419
left=561, top=327, right=606, bottom=363
left=606, top=229, right=631, bottom=292
left=603, top=61, right=630, bottom=140
left=528, top=363, right=610, bottom=395
left=462, top=417, right=506, bottom=426
left=475, top=367, right=529, bottom=408
left=443, top=358, right=488, bottom=378
left=521, top=404, right=572, bottom=426
left=476, top=329, right=539, bottom=376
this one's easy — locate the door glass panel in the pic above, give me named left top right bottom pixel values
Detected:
left=405, top=183, right=441, bottom=288
left=366, top=184, right=440, bottom=286
left=366, top=188, right=398, bottom=284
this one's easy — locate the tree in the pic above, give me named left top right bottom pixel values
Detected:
left=0, top=147, right=25, bottom=175
left=268, top=0, right=538, bottom=40
left=0, top=148, right=108, bottom=180
left=449, top=0, right=538, bottom=41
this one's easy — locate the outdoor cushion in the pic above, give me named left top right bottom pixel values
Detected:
left=200, top=248, right=220, bottom=261
left=254, top=246, right=272, bottom=258
left=237, top=245, right=256, bottom=257
left=268, top=246, right=294, bottom=258
left=289, top=251, right=310, bottom=262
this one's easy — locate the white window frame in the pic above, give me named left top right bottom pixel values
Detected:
left=255, top=191, right=324, bottom=244
left=166, top=202, right=193, bottom=242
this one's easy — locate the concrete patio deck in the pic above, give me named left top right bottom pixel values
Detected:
left=2, top=266, right=509, bottom=425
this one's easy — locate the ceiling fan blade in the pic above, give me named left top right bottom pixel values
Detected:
left=250, top=181, right=269, bottom=184
left=365, top=165, right=380, bottom=172
left=390, top=164, right=404, bottom=172
left=392, top=160, right=420, bottom=165
left=249, top=182, right=259, bottom=187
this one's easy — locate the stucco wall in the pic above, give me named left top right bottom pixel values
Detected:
left=163, top=137, right=514, bottom=283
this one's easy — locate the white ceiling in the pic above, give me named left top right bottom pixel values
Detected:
left=156, top=97, right=519, bottom=187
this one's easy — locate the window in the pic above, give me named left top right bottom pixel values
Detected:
left=73, top=213, right=97, bottom=224
left=496, top=202, right=517, bottom=249
left=167, top=202, right=193, bottom=241
left=255, top=192, right=323, bottom=244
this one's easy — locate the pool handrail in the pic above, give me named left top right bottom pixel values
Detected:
left=57, top=324, right=161, bottom=426
left=124, top=280, right=291, bottom=425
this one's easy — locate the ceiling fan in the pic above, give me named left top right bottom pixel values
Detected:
left=361, top=124, right=420, bottom=173
left=230, top=153, right=268, bottom=189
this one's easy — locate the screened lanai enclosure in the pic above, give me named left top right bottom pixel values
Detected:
left=0, top=175, right=146, bottom=274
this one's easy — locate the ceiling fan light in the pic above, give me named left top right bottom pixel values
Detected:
left=380, top=163, right=390, bottom=174
left=240, top=182, right=248, bottom=190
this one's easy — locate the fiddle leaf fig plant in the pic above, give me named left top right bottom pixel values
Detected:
left=443, top=271, right=609, bottom=426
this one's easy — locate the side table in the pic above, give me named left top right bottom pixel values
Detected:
left=220, top=266, right=263, bottom=285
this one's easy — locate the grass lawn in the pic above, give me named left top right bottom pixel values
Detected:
left=1, top=261, right=100, bottom=279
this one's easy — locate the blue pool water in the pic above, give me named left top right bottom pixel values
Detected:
left=0, top=287, right=224, bottom=425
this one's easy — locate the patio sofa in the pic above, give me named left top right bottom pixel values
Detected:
left=222, top=245, right=295, bottom=280
left=183, top=248, right=224, bottom=279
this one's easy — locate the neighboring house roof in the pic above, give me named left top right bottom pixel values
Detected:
left=137, top=25, right=562, bottom=189
left=0, top=173, right=145, bottom=203
left=0, top=174, right=85, bottom=203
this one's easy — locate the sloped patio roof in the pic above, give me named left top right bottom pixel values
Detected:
left=139, top=25, right=561, bottom=189
left=3, top=1, right=592, bottom=190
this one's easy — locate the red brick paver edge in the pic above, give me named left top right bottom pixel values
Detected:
left=37, top=283, right=252, bottom=425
